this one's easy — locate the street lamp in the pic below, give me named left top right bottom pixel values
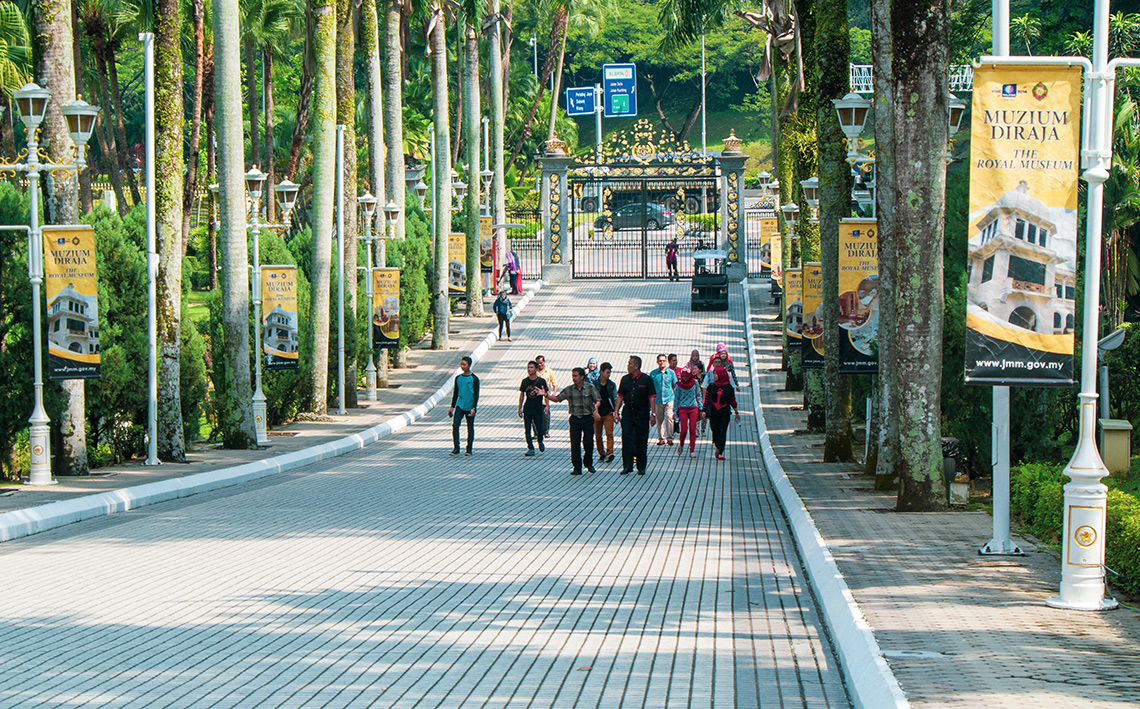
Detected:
left=414, top=180, right=428, bottom=211
left=245, top=168, right=298, bottom=445
left=781, top=201, right=799, bottom=234
left=800, top=176, right=819, bottom=224
left=0, top=83, right=99, bottom=485
left=358, top=191, right=380, bottom=401
left=480, top=169, right=494, bottom=212
left=384, top=200, right=400, bottom=238
left=947, top=93, right=968, bottom=161
left=833, top=92, right=873, bottom=164
left=0, top=82, right=100, bottom=483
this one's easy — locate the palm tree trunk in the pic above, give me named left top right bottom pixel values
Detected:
left=383, top=0, right=405, bottom=241
left=545, top=13, right=568, bottom=142
left=156, top=0, right=186, bottom=461
left=245, top=36, right=261, bottom=169
left=288, top=9, right=315, bottom=179
left=463, top=17, right=482, bottom=316
left=336, top=0, right=357, bottom=409
left=206, top=88, right=217, bottom=290
left=430, top=3, right=451, bottom=350
left=263, top=49, right=276, bottom=224
left=362, top=0, right=387, bottom=385
left=36, top=0, right=86, bottom=474
left=874, top=0, right=949, bottom=510
left=72, top=1, right=93, bottom=214
left=500, top=3, right=513, bottom=107
left=214, top=0, right=258, bottom=446
left=182, top=0, right=207, bottom=252
left=309, top=0, right=338, bottom=413
left=91, top=48, right=128, bottom=215
left=488, top=0, right=507, bottom=284
left=108, top=54, right=143, bottom=206
left=507, top=9, right=565, bottom=173
left=816, top=0, right=853, bottom=463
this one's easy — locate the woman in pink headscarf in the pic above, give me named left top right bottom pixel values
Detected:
left=701, top=367, right=739, bottom=460
left=673, top=367, right=703, bottom=457
left=707, top=343, right=737, bottom=388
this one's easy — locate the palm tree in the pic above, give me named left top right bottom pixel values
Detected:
left=35, top=0, right=87, bottom=473
left=382, top=0, right=404, bottom=241
left=78, top=0, right=129, bottom=214
left=487, top=0, right=507, bottom=283
left=428, top=0, right=451, bottom=350
left=460, top=8, right=482, bottom=315
left=335, top=0, right=357, bottom=407
left=1010, top=14, right=1040, bottom=55
left=308, top=0, right=337, bottom=412
left=214, top=0, right=258, bottom=446
left=361, top=0, right=386, bottom=384
left=155, top=0, right=186, bottom=460
left=180, top=0, right=210, bottom=250
left=0, top=2, right=29, bottom=93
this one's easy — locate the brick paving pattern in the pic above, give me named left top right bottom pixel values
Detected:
left=0, top=282, right=847, bottom=708
left=747, top=285, right=1140, bottom=708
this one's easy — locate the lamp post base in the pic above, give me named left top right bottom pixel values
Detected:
left=253, top=396, right=269, bottom=447
left=366, top=359, right=377, bottom=401
left=979, top=539, right=1024, bottom=556
left=26, top=421, right=54, bottom=486
left=1046, top=595, right=1118, bottom=611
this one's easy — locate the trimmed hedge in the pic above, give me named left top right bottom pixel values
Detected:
left=1011, top=460, right=1140, bottom=596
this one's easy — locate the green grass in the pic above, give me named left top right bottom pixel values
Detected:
left=186, top=290, right=210, bottom=326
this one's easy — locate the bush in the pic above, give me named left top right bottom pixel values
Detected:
left=1105, top=323, right=1140, bottom=446
left=1107, top=489, right=1140, bottom=596
left=384, top=194, right=434, bottom=351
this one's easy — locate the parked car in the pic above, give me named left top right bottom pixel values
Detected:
left=594, top=203, right=675, bottom=231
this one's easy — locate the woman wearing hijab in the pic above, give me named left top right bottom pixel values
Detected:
left=707, top=344, right=738, bottom=388
left=673, top=367, right=703, bottom=457
left=584, top=357, right=600, bottom=384
left=701, top=366, right=740, bottom=460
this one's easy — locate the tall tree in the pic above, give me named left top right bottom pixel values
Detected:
left=335, top=0, right=357, bottom=407
left=180, top=0, right=208, bottom=250
left=382, top=0, right=404, bottom=241
left=487, top=0, right=507, bottom=289
left=462, top=11, right=482, bottom=314
left=362, top=0, right=387, bottom=384
left=308, top=0, right=337, bottom=412
left=36, top=0, right=87, bottom=474
left=156, top=0, right=186, bottom=460
left=816, top=0, right=852, bottom=462
left=428, top=0, right=451, bottom=350
left=215, top=0, right=258, bottom=446
left=872, top=0, right=949, bottom=509
left=78, top=0, right=128, bottom=214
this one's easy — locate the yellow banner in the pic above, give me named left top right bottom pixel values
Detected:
left=802, top=262, right=824, bottom=367
left=261, top=266, right=299, bottom=369
left=770, top=237, right=783, bottom=283
left=448, top=233, right=466, bottom=297
left=838, top=219, right=878, bottom=372
left=372, top=268, right=400, bottom=348
left=44, top=225, right=100, bottom=380
left=758, top=216, right=779, bottom=269
left=965, top=64, right=1080, bottom=385
left=784, top=267, right=802, bottom=346
left=480, top=216, right=494, bottom=271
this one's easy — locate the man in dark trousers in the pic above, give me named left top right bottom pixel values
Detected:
left=614, top=355, right=658, bottom=475
left=545, top=367, right=601, bottom=475
left=448, top=356, right=479, bottom=455
left=517, top=360, right=549, bottom=456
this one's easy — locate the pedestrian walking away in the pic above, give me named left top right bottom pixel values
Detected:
left=665, top=236, right=679, bottom=281
left=546, top=367, right=601, bottom=475
left=674, top=367, right=703, bottom=457
left=614, top=355, right=657, bottom=475
left=448, top=356, right=480, bottom=455
left=593, top=362, right=617, bottom=463
left=518, top=360, right=550, bottom=455
left=649, top=353, right=678, bottom=446
left=536, top=354, right=558, bottom=436
left=493, top=291, right=513, bottom=341
left=510, top=249, right=523, bottom=294
left=702, top=366, right=739, bottom=460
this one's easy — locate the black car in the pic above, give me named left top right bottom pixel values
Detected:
left=594, top=203, right=675, bottom=231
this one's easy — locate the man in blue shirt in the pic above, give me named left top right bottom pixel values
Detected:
left=448, top=356, right=480, bottom=455
left=649, top=353, right=678, bottom=446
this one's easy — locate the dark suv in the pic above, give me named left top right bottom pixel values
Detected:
left=594, top=203, right=675, bottom=231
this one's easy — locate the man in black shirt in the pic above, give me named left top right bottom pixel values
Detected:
left=517, top=360, right=549, bottom=455
left=614, top=355, right=658, bottom=475
left=594, top=362, right=617, bottom=463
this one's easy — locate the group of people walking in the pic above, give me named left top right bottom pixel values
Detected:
left=450, top=344, right=743, bottom=475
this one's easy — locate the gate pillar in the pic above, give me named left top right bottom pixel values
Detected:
left=538, top=139, right=572, bottom=283
left=719, top=131, right=747, bottom=282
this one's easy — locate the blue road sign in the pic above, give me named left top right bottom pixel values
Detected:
left=565, top=87, right=596, bottom=117
left=602, top=63, right=637, bottom=118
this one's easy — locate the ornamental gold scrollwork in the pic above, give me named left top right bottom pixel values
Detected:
left=549, top=173, right=562, bottom=263
left=569, top=118, right=715, bottom=179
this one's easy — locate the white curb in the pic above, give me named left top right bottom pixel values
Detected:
left=0, top=281, right=547, bottom=543
left=741, top=278, right=909, bottom=709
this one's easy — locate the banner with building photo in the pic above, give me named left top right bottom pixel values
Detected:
left=480, top=216, right=494, bottom=273
left=757, top=213, right=779, bottom=274
left=784, top=267, right=802, bottom=347
left=261, top=266, right=299, bottom=370
left=44, top=225, right=100, bottom=380
left=770, top=236, right=783, bottom=283
left=448, top=233, right=466, bottom=298
left=372, top=268, right=400, bottom=349
left=965, top=64, right=1081, bottom=386
left=801, top=262, right=824, bottom=369
left=838, top=219, right=879, bottom=373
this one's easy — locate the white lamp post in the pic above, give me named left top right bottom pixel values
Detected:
left=359, top=191, right=379, bottom=400
left=780, top=201, right=800, bottom=266
left=0, top=83, right=99, bottom=485
left=800, top=176, right=819, bottom=224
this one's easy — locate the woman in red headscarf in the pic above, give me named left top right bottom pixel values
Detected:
left=701, top=366, right=739, bottom=460
left=673, top=367, right=703, bottom=457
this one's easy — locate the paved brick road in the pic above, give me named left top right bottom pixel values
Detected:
left=0, top=282, right=847, bottom=708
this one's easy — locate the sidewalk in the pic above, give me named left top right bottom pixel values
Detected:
left=0, top=304, right=506, bottom=516
left=746, top=283, right=1140, bottom=708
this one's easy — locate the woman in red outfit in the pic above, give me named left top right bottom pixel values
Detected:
left=701, top=367, right=739, bottom=460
